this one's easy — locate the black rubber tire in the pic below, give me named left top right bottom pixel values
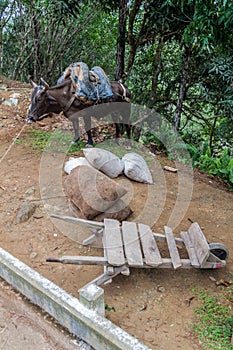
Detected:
left=209, top=243, right=229, bottom=261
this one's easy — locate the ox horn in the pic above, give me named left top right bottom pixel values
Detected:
left=40, top=78, right=50, bottom=90
left=30, top=79, right=38, bottom=88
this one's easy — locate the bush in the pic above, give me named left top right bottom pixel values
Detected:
left=188, top=143, right=233, bottom=187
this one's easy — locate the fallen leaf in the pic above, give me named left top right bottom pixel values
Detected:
left=216, top=279, right=233, bottom=287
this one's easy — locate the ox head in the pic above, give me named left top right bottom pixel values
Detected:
left=27, top=79, right=60, bottom=123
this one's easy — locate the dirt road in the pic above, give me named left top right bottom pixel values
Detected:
left=0, top=278, right=91, bottom=350
left=0, top=74, right=233, bottom=350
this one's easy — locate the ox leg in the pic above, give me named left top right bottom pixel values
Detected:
left=125, top=124, right=132, bottom=150
left=70, top=115, right=80, bottom=143
left=84, top=116, right=93, bottom=147
left=121, top=103, right=132, bottom=149
left=111, top=112, right=120, bottom=145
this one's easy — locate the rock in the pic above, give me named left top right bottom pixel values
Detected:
left=0, top=83, right=7, bottom=90
left=15, top=202, right=38, bottom=224
left=24, top=187, right=36, bottom=200
left=64, top=165, right=128, bottom=220
left=69, top=198, right=133, bottom=222
left=2, top=98, right=19, bottom=106
left=30, top=252, right=38, bottom=259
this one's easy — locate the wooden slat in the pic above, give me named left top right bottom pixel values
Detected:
left=81, top=266, right=125, bottom=288
left=153, top=232, right=185, bottom=246
left=164, top=226, right=182, bottom=269
left=103, top=219, right=125, bottom=266
left=121, top=222, right=143, bottom=267
left=46, top=256, right=108, bottom=265
left=180, top=231, right=200, bottom=268
left=188, top=223, right=210, bottom=267
left=51, top=214, right=104, bottom=229
left=138, top=223, right=163, bottom=267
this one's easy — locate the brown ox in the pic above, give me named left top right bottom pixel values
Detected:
left=27, top=78, right=131, bottom=147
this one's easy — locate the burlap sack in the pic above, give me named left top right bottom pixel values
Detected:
left=64, top=165, right=127, bottom=219
left=122, top=152, right=153, bottom=184
left=69, top=199, right=133, bottom=222
left=64, top=157, right=90, bottom=174
left=83, top=148, right=124, bottom=178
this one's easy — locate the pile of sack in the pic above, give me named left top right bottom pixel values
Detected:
left=57, top=62, right=114, bottom=102
left=64, top=148, right=153, bottom=222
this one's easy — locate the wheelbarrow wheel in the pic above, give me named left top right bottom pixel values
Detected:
left=209, top=243, right=229, bottom=261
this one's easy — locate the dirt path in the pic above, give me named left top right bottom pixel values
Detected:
left=0, top=75, right=233, bottom=350
left=0, top=278, right=88, bottom=350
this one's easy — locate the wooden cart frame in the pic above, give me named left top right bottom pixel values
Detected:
left=47, top=215, right=228, bottom=287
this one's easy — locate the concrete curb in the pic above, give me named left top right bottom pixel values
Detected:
left=0, top=248, right=151, bottom=350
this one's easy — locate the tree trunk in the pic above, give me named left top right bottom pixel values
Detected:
left=0, top=0, right=16, bottom=75
left=174, top=46, right=192, bottom=132
left=0, top=23, right=3, bottom=75
left=148, top=37, right=164, bottom=108
left=115, top=0, right=128, bottom=81
left=209, top=114, right=219, bottom=156
left=126, top=0, right=142, bottom=76
left=32, top=8, right=41, bottom=80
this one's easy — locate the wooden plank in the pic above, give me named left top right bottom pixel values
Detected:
left=188, top=223, right=210, bottom=267
left=103, top=219, right=125, bottom=266
left=163, top=165, right=178, bottom=173
left=51, top=214, right=104, bottom=229
left=82, top=233, right=98, bottom=246
left=180, top=231, right=200, bottom=268
left=164, top=226, right=182, bottom=269
left=154, top=258, right=191, bottom=269
left=153, top=232, right=185, bottom=246
left=81, top=266, right=128, bottom=289
left=46, top=255, right=108, bottom=265
left=121, top=222, right=143, bottom=267
left=138, top=223, right=163, bottom=267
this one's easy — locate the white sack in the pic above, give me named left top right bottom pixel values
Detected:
left=83, top=148, right=124, bottom=178
left=64, top=157, right=90, bottom=174
left=122, top=152, right=153, bottom=184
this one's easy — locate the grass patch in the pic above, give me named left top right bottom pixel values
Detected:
left=15, top=127, right=86, bottom=154
left=16, top=127, right=156, bottom=165
left=97, top=138, right=154, bottom=161
left=193, top=289, right=233, bottom=349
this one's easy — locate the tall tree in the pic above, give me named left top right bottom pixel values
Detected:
left=0, top=0, right=16, bottom=74
left=115, top=0, right=128, bottom=81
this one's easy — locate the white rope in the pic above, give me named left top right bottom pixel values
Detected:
left=0, top=124, right=27, bottom=164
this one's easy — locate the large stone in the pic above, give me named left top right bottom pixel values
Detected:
left=15, top=202, right=38, bottom=224
left=69, top=198, right=132, bottom=222
left=2, top=97, right=19, bottom=106
left=64, top=165, right=128, bottom=220
left=0, top=83, right=7, bottom=91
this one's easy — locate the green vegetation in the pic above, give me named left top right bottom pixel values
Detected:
left=105, top=304, right=116, bottom=319
left=193, top=289, right=233, bottom=350
left=188, top=144, right=233, bottom=186
left=2, top=0, right=233, bottom=187
left=105, top=304, right=116, bottom=312
left=15, top=127, right=86, bottom=154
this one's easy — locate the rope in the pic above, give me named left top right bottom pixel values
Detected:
left=115, top=82, right=131, bottom=103
left=0, top=124, right=27, bottom=164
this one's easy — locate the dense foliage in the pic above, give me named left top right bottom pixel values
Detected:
left=1, top=0, right=233, bottom=186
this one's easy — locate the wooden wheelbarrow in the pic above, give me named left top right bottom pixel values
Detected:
left=47, top=215, right=229, bottom=287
